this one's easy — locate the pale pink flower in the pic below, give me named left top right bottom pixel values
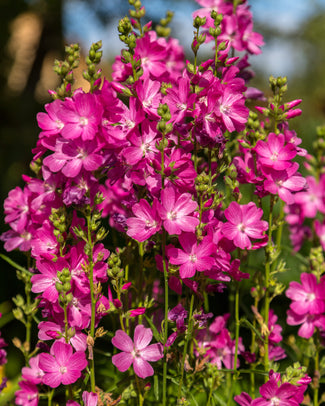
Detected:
left=294, top=175, right=325, bottom=218
left=112, top=325, right=163, bottom=379
left=82, top=391, right=98, bottom=406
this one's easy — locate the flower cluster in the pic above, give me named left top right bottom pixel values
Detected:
left=0, top=0, right=319, bottom=404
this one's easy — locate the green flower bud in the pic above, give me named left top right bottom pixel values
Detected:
left=55, top=282, right=63, bottom=292
left=13, top=308, right=24, bottom=321
left=63, top=282, right=71, bottom=292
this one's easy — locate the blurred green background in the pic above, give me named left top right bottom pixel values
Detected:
left=0, top=0, right=325, bottom=388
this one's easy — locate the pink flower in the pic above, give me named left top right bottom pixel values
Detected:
left=82, top=391, right=98, bottom=406
left=294, top=175, right=325, bottom=218
left=251, top=375, right=302, bottom=406
left=43, top=137, right=104, bottom=178
left=167, top=233, right=215, bottom=279
left=215, top=86, right=249, bottom=133
left=3, top=186, right=31, bottom=232
left=286, top=309, right=325, bottom=339
left=157, top=185, right=199, bottom=235
left=263, top=163, right=306, bottom=204
left=112, top=325, right=163, bottom=379
left=286, top=272, right=325, bottom=316
left=221, top=202, right=268, bottom=250
left=37, top=99, right=65, bottom=137
left=21, top=355, right=44, bottom=384
left=39, top=341, right=87, bottom=388
left=255, top=133, right=296, bottom=171
left=134, top=76, right=162, bottom=118
left=15, top=381, right=39, bottom=406
left=58, top=91, right=102, bottom=141
left=122, top=120, right=158, bottom=166
left=126, top=199, right=162, bottom=242
left=31, top=258, right=68, bottom=303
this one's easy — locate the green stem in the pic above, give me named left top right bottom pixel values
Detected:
left=25, top=278, right=32, bottom=361
left=214, top=36, right=218, bottom=75
left=162, top=230, right=168, bottom=406
left=207, top=377, right=215, bottom=406
left=86, top=213, right=96, bottom=393
left=135, top=375, right=144, bottom=406
left=227, top=282, right=240, bottom=406
left=177, top=293, right=195, bottom=403
left=264, top=196, right=274, bottom=377
left=0, top=253, right=31, bottom=275
left=314, top=343, right=320, bottom=406
left=250, top=296, right=258, bottom=398
left=63, top=303, right=69, bottom=343
left=271, top=200, right=284, bottom=274
left=48, top=389, right=54, bottom=406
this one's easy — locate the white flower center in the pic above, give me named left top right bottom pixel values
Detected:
left=220, top=104, right=230, bottom=114
left=237, top=223, right=246, bottom=232
left=145, top=219, right=157, bottom=228
left=189, top=254, right=197, bottom=263
left=270, top=151, right=279, bottom=161
left=59, top=366, right=67, bottom=374
left=307, top=292, right=316, bottom=301
left=270, top=397, right=280, bottom=406
left=167, top=211, right=177, bottom=221
left=80, top=117, right=88, bottom=127
left=56, top=120, right=64, bottom=130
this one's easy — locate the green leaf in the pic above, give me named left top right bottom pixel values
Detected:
left=212, top=391, right=227, bottom=406
left=144, top=314, right=161, bottom=343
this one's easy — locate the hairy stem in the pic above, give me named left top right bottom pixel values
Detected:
left=177, top=293, right=195, bottom=403
left=86, top=213, right=96, bottom=393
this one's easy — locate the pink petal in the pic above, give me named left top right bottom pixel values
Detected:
left=39, top=353, right=58, bottom=373
left=134, top=325, right=152, bottom=350
left=140, top=343, right=163, bottom=362
left=42, top=372, right=62, bottom=388
left=52, top=341, right=73, bottom=366
left=112, top=330, right=134, bottom=352
left=133, top=357, right=154, bottom=379
left=61, top=369, right=81, bottom=385
left=68, top=351, right=88, bottom=372
left=112, top=352, right=133, bottom=372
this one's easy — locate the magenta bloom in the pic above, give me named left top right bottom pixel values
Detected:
left=126, top=199, right=162, bottom=242
left=221, top=202, right=268, bottom=250
left=112, top=325, right=163, bottom=379
left=251, top=377, right=301, bottom=406
left=167, top=233, right=215, bottom=279
left=286, top=272, right=325, bottom=316
left=215, top=86, right=249, bottom=133
left=15, top=381, right=39, bottom=406
left=255, top=133, right=296, bottom=171
left=157, top=185, right=199, bottom=235
left=21, top=355, right=44, bottom=384
left=43, top=137, right=104, bottom=178
left=39, top=341, right=87, bottom=388
left=58, top=91, right=102, bottom=141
